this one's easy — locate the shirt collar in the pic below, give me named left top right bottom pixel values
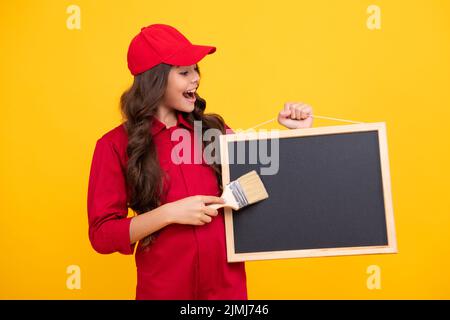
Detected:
left=150, top=111, right=194, bottom=136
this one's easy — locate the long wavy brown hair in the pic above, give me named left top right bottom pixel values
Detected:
left=120, top=63, right=226, bottom=247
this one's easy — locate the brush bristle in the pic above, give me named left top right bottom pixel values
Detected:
left=236, top=170, right=269, bottom=205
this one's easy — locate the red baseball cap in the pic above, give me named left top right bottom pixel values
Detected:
left=127, top=24, right=216, bottom=75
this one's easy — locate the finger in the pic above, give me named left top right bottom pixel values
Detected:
left=203, top=206, right=219, bottom=217
left=290, top=107, right=296, bottom=119
left=300, top=105, right=312, bottom=119
left=303, top=105, right=312, bottom=115
left=277, top=110, right=293, bottom=126
left=200, top=195, right=225, bottom=204
left=295, top=107, right=302, bottom=120
left=284, top=102, right=293, bottom=111
left=200, top=213, right=212, bottom=223
left=279, top=110, right=291, bottom=118
left=286, top=102, right=299, bottom=113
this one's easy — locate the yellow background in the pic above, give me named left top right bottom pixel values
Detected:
left=1, top=0, right=449, bottom=299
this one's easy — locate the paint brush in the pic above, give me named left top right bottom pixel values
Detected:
left=207, top=170, right=269, bottom=211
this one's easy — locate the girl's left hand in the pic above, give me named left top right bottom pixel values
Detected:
left=278, top=102, right=313, bottom=129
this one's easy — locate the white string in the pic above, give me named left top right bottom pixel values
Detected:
left=246, top=114, right=365, bottom=131
left=310, top=115, right=365, bottom=124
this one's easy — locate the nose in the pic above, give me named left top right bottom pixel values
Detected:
left=191, top=72, right=200, bottom=85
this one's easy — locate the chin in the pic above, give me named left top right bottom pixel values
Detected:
left=177, top=104, right=195, bottom=113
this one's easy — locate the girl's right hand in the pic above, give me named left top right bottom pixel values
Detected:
left=161, top=195, right=226, bottom=226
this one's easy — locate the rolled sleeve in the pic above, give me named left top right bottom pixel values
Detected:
left=87, top=137, right=136, bottom=255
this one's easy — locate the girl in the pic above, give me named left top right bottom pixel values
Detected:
left=87, top=24, right=313, bottom=300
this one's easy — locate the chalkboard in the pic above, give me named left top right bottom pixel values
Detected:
left=219, top=122, right=397, bottom=262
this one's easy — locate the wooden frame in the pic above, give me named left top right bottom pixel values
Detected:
left=219, top=122, right=397, bottom=262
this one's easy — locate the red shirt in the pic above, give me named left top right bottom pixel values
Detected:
left=87, top=111, right=247, bottom=300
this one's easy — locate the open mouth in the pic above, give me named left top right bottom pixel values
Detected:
left=182, top=90, right=196, bottom=103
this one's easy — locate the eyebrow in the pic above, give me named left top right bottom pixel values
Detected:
left=177, top=65, right=198, bottom=69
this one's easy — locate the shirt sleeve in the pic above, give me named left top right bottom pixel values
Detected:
left=87, top=137, right=136, bottom=255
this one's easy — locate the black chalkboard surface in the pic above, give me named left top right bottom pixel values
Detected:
left=219, top=122, right=397, bottom=262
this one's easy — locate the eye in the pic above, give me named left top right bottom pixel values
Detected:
left=179, top=67, right=199, bottom=76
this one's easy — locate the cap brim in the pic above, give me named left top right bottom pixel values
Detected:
left=163, top=44, right=216, bottom=66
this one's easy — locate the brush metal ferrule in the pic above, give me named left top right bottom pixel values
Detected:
left=228, top=180, right=248, bottom=209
